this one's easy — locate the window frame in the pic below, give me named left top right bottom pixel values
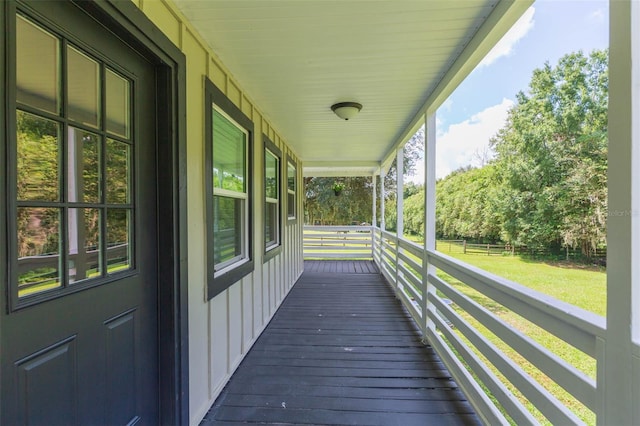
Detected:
left=263, top=135, right=282, bottom=262
left=9, top=10, right=139, bottom=310
left=286, top=155, right=297, bottom=224
left=205, top=78, right=254, bottom=299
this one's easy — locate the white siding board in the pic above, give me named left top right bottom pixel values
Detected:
left=243, top=277, right=254, bottom=351
left=227, top=282, right=243, bottom=371
left=270, top=260, right=277, bottom=314
left=252, top=265, right=262, bottom=336
left=209, top=291, right=229, bottom=396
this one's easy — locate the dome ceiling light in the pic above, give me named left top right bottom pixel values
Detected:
left=330, top=102, right=362, bottom=120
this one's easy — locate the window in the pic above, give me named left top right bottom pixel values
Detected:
left=11, top=14, right=135, bottom=308
left=205, top=79, right=254, bottom=299
left=287, top=157, right=297, bottom=221
left=263, top=136, right=282, bottom=261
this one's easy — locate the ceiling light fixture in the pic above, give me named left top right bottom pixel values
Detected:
left=331, top=102, right=362, bottom=120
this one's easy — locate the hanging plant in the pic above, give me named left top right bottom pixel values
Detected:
left=332, top=181, right=345, bottom=196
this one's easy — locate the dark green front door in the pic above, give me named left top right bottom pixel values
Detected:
left=2, top=1, right=160, bottom=424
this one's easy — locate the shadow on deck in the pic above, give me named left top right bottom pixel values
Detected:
left=201, top=260, right=480, bottom=425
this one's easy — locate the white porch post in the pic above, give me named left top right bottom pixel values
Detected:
left=395, top=147, right=404, bottom=295
left=380, top=170, right=386, bottom=231
left=422, top=113, right=436, bottom=336
left=372, top=174, right=377, bottom=259
left=396, top=148, right=404, bottom=237
left=601, top=1, right=639, bottom=424
left=379, top=169, right=386, bottom=267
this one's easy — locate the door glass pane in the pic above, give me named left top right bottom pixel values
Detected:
left=67, top=46, right=100, bottom=128
left=265, top=151, right=278, bottom=199
left=17, top=110, right=60, bottom=202
left=68, top=128, right=100, bottom=203
left=17, top=207, right=62, bottom=297
left=106, top=69, right=130, bottom=139
left=106, top=209, right=132, bottom=273
left=106, top=139, right=130, bottom=204
left=213, top=109, right=246, bottom=193
left=213, top=195, right=243, bottom=267
left=16, top=15, right=60, bottom=114
left=68, top=208, right=101, bottom=283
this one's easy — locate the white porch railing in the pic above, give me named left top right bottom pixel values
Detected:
left=373, top=227, right=606, bottom=425
left=303, top=225, right=373, bottom=259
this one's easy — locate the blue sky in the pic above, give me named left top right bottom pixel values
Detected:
left=414, top=0, right=609, bottom=181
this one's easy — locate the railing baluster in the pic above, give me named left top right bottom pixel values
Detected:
left=369, top=225, right=605, bottom=425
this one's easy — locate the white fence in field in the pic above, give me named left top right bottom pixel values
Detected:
left=303, top=225, right=373, bottom=259
left=372, top=227, right=606, bottom=425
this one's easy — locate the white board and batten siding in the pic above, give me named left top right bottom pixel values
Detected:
left=133, top=2, right=304, bottom=425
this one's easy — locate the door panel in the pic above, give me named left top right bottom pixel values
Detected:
left=16, top=337, right=77, bottom=425
left=105, top=310, right=138, bottom=425
left=2, top=1, right=159, bottom=424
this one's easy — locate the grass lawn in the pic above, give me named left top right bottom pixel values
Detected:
left=439, top=249, right=606, bottom=316
left=429, top=241, right=606, bottom=425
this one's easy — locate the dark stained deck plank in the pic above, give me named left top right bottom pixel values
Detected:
left=200, top=261, right=479, bottom=426
left=304, top=260, right=379, bottom=274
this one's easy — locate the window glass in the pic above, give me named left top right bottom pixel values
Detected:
left=106, top=208, right=132, bottom=273
left=265, top=151, right=278, bottom=199
left=265, top=149, right=279, bottom=249
left=213, top=109, right=246, bottom=193
left=68, top=208, right=101, bottom=283
left=211, top=105, right=249, bottom=272
left=16, top=15, right=60, bottom=114
left=68, top=128, right=100, bottom=203
left=265, top=202, right=278, bottom=248
left=17, top=111, right=60, bottom=202
left=287, top=160, right=296, bottom=219
left=67, top=46, right=100, bottom=128
left=213, top=196, right=244, bottom=267
left=17, top=207, right=62, bottom=297
left=106, top=139, right=130, bottom=204
left=106, top=69, right=130, bottom=139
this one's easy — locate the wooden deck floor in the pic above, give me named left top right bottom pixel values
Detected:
left=201, top=261, right=479, bottom=426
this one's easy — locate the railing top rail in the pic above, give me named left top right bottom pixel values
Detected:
left=304, top=225, right=372, bottom=232
left=428, top=249, right=606, bottom=339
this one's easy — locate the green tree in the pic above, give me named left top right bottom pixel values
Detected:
left=304, top=177, right=373, bottom=225
left=434, top=165, right=501, bottom=241
left=491, top=49, right=608, bottom=254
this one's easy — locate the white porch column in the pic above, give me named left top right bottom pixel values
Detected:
left=395, top=147, right=404, bottom=294
left=380, top=170, right=386, bottom=231
left=379, top=169, right=386, bottom=266
left=372, top=174, right=377, bottom=258
left=372, top=174, right=377, bottom=227
left=601, top=1, right=639, bottom=424
left=422, top=113, right=437, bottom=335
left=396, top=148, right=404, bottom=237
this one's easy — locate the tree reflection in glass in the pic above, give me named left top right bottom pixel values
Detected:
left=17, top=111, right=60, bottom=202
left=68, top=128, right=100, bottom=203
left=106, top=208, right=131, bottom=273
left=106, top=139, right=130, bottom=204
left=17, top=207, right=62, bottom=297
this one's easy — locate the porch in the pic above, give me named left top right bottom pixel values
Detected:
left=202, top=261, right=479, bottom=425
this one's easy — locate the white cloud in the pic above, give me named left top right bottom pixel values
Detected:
left=428, top=98, right=514, bottom=180
left=587, top=8, right=605, bottom=23
left=479, top=7, right=535, bottom=68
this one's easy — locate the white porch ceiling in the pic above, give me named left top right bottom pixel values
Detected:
left=172, top=0, right=529, bottom=176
